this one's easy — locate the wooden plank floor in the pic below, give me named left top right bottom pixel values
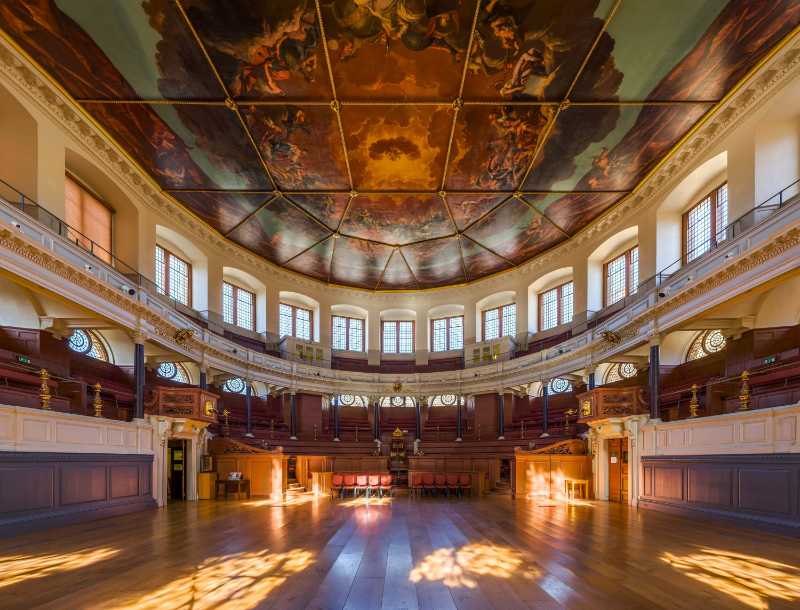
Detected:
left=1, top=495, right=799, bottom=609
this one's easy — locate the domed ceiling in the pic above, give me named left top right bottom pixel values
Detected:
left=1, top=1, right=798, bottom=289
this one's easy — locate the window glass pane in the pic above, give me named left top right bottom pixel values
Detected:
left=629, top=247, right=639, bottom=295
left=686, top=197, right=712, bottom=262
left=449, top=316, right=463, bottom=350
left=715, top=183, right=728, bottom=243
left=606, top=253, right=627, bottom=306
left=237, top=288, right=254, bottom=330
left=540, top=288, right=558, bottom=331
left=279, top=303, right=293, bottom=338
left=295, top=308, right=311, bottom=341
left=383, top=322, right=397, bottom=353
left=154, top=245, right=166, bottom=295
left=502, top=303, right=516, bottom=337
left=484, top=308, right=499, bottom=340
left=349, top=318, right=363, bottom=352
left=168, top=253, right=190, bottom=306
left=398, top=321, right=413, bottom=353
left=332, top=315, right=347, bottom=350
left=222, top=282, right=235, bottom=325
left=432, top=318, right=447, bottom=352
left=560, top=282, right=574, bottom=325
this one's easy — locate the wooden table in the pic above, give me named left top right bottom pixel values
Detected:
left=216, top=478, right=250, bottom=500
left=564, top=478, right=589, bottom=500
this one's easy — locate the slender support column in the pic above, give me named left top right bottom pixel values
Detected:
left=588, top=372, right=595, bottom=390
left=456, top=394, right=463, bottom=441
left=497, top=392, right=505, bottom=440
left=373, top=398, right=380, bottom=441
left=415, top=398, right=422, bottom=441
left=134, top=341, right=145, bottom=419
left=333, top=395, right=340, bottom=441
left=540, top=384, right=550, bottom=438
left=649, top=343, right=661, bottom=420
left=199, top=369, right=207, bottom=390
left=289, top=391, right=298, bottom=440
left=244, top=381, right=253, bottom=437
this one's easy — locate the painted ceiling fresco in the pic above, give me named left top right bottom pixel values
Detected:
left=1, top=0, right=798, bottom=289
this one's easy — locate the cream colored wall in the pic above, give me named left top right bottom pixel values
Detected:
left=1, top=54, right=799, bottom=361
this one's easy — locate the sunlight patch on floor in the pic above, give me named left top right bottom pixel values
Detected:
left=110, top=548, right=315, bottom=610
left=662, top=547, right=800, bottom=610
left=409, top=542, right=539, bottom=588
left=0, top=547, right=119, bottom=589
left=339, top=496, right=393, bottom=508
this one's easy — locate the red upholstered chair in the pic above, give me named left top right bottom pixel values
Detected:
left=380, top=474, right=392, bottom=497
left=411, top=472, right=424, bottom=498
left=343, top=474, right=356, bottom=497
left=356, top=474, right=368, bottom=497
left=331, top=473, right=344, bottom=499
left=459, top=473, right=472, bottom=497
left=368, top=474, right=380, bottom=498
left=446, top=473, right=460, bottom=497
left=422, top=472, right=435, bottom=496
left=434, top=473, right=447, bottom=496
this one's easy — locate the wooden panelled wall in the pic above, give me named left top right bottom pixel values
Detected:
left=0, top=452, right=154, bottom=535
left=640, top=454, right=800, bottom=530
left=214, top=452, right=287, bottom=498
left=514, top=453, right=592, bottom=500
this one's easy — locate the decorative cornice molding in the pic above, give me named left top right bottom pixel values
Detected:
left=0, top=31, right=799, bottom=299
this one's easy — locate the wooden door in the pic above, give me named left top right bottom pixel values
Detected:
left=607, top=438, right=628, bottom=503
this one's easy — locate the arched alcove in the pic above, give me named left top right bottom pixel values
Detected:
left=475, top=291, right=515, bottom=342
left=0, top=81, right=37, bottom=203
left=155, top=225, right=209, bottom=311
left=527, top=267, right=573, bottom=333
left=331, top=303, right=369, bottom=352
left=587, top=226, right=638, bottom=312
left=223, top=266, right=267, bottom=333
left=279, top=291, right=321, bottom=342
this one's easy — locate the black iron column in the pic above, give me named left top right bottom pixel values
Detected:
left=497, top=392, right=505, bottom=440
left=415, top=398, right=422, bottom=441
left=649, top=343, right=660, bottom=419
left=373, top=397, right=380, bottom=441
left=541, top=383, right=550, bottom=437
left=588, top=372, right=595, bottom=390
left=289, top=391, right=298, bottom=439
left=199, top=369, right=207, bottom=390
left=456, top=395, right=463, bottom=441
left=245, top=381, right=253, bottom=436
left=333, top=395, right=341, bottom=441
left=134, top=341, right=145, bottom=419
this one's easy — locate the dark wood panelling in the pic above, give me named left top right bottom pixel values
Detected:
left=641, top=454, right=800, bottom=532
left=0, top=452, right=155, bottom=535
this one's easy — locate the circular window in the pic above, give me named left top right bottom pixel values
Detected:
left=68, top=329, right=92, bottom=354
left=548, top=378, right=572, bottom=394
left=222, top=377, right=247, bottom=394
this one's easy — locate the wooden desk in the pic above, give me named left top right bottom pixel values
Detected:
left=564, top=478, right=589, bottom=500
left=216, top=478, right=250, bottom=500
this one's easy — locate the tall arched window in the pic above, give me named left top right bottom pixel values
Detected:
left=604, top=362, right=638, bottom=384
left=379, top=396, right=415, bottom=407
left=157, top=362, right=191, bottom=384
left=67, top=329, right=111, bottom=363
left=686, top=329, right=727, bottom=362
left=333, top=394, right=367, bottom=407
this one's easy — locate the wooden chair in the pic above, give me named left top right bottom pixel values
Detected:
left=356, top=474, right=368, bottom=497
left=410, top=472, right=424, bottom=498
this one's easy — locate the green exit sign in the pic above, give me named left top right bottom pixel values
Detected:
left=16, top=355, right=30, bottom=364
left=763, top=355, right=777, bottom=365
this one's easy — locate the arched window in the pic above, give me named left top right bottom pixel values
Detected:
left=157, top=362, right=191, bottom=384
left=222, top=377, right=248, bottom=395
left=430, top=394, right=463, bottom=406
left=686, top=329, right=727, bottom=362
left=333, top=394, right=366, bottom=407
left=548, top=378, right=573, bottom=394
left=67, top=329, right=111, bottom=363
left=604, top=362, right=639, bottom=384
left=379, top=396, right=415, bottom=408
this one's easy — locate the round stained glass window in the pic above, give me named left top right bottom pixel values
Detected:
left=223, top=377, right=246, bottom=394
left=619, top=362, right=638, bottom=378
left=68, top=329, right=92, bottom=354
left=548, top=378, right=572, bottom=394
left=704, top=329, right=726, bottom=353
left=157, top=362, right=178, bottom=380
